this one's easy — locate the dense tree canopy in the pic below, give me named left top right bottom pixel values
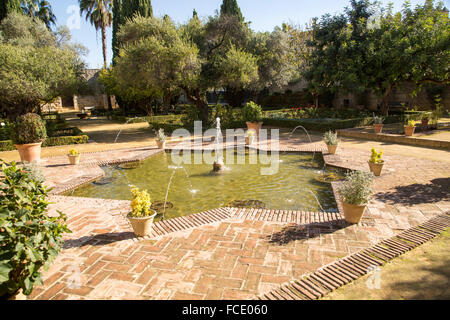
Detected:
left=305, top=0, right=449, bottom=112
left=0, top=0, right=21, bottom=23
left=21, top=0, right=56, bottom=29
left=0, top=13, right=86, bottom=120
left=220, top=0, right=244, bottom=22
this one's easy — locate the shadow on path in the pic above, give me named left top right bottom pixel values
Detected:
left=375, top=178, right=450, bottom=205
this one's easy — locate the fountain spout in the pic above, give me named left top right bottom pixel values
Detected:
left=213, top=117, right=224, bottom=172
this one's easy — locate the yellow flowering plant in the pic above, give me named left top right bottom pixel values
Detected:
left=369, top=148, right=384, bottom=164
left=129, top=186, right=153, bottom=218
left=68, top=148, right=79, bottom=156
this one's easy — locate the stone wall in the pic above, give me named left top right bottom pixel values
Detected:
left=73, top=94, right=117, bottom=111
left=41, top=97, right=63, bottom=113
left=333, top=82, right=449, bottom=111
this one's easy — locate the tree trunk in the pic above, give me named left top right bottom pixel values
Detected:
left=163, top=91, right=172, bottom=115
left=313, top=93, right=319, bottom=108
left=101, top=25, right=113, bottom=118
left=380, top=85, right=393, bottom=116
left=182, top=88, right=210, bottom=124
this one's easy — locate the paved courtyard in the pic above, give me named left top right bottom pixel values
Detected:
left=26, top=135, right=450, bottom=300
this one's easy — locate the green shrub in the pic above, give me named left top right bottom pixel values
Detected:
left=339, top=170, right=375, bottom=205
left=0, top=140, right=14, bottom=151
left=263, top=115, right=405, bottom=132
left=10, top=113, right=47, bottom=145
left=242, top=101, right=263, bottom=123
left=43, top=135, right=89, bottom=147
left=323, top=131, right=339, bottom=146
left=148, top=122, right=185, bottom=134
left=0, top=161, right=71, bottom=298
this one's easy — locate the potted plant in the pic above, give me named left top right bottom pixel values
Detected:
left=368, top=148, right=384, bottom=176
left=245, top=130, right=256, bottom=145
left=421, top=113, right=430, bottom=131
left=338, top=170, right=374, bottom=224
left=156, top=128, right=166, bottom=149
left=242, top=101, right=263, bottom=135
left=372, top=115, right=384, bottom=134
left=323, top=130, right=339, bottom=155
left=10, top=113, right=47, bottom=163
left=67, top=148, right=80, bottom=165
left=127, top=186, right=157, bottom=237
left=0, top=161, right=70, bottom=299
left=404, top=119, right=416, bottom=136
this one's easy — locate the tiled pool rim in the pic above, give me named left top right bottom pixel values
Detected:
left=45, top=142, right=355, bottom=241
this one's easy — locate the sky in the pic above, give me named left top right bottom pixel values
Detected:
left=48, top=0, right=447, bottom=69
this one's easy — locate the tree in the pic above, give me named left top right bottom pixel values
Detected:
left=0, top=13, right=86, bottom=120
left=21, top=0, right=56, bottom=29
left=220, top=0, right=244, bottom=22
left=0, top=0, right=21, bottom=23
left=112, top=0, right=122, bottom=62
left=79, top=0, right=113, bottom=113
left=122, top=0, right=152, bottom=19
left=304, top=0, right=449, bottom=112
left=102, top=16, right=199, bottom=116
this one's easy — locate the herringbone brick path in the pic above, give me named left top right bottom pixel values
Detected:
left=27, top=138, right=449, bottom=300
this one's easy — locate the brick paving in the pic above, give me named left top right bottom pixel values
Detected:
left=26, top=136, right=450, bottom=300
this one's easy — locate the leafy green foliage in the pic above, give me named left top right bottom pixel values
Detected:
left=21, top=0, right=57, bottom=29
left=0, top=161, right=70, bottom=298
left=220, top=0, right=244, bottom=22
left=0, top=13, right=86, bottom=120
left=242, top=101, right=263, bottom=123
left=122, top=0, right=153, bottom=19
left=323, top=130, right=338, bottom=146
left=339, top=170, right=374, bottom=205
left=10, top=113, right=47, bottom=145
left=305, top=0, right=449, bottom=112
left=0, top=0, right=21, bottom=22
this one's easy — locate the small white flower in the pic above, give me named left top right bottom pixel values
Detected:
left=0, top=122, right=4, bottom=126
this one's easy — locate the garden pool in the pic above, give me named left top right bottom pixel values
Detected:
left=68, top=150, right=340, bottom=220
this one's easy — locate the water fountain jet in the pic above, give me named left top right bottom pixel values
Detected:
left=213, top=118, right=225, bottom=172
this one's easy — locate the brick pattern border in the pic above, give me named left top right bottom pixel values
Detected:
left=257, top=212, right=450, bottom=300
left=337, top=128, right=450, bottom=150
left=49, top=148, right=163, bottom=195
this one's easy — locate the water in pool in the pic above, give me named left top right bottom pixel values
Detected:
left=68, top=150, right=340, bottom=220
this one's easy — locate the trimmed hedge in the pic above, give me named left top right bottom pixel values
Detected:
left=148, top=122, right=185, bottom=134
left=43, top=135, right=89, bottom=147
left=114, top=114, right=184, bottom=124
left=0, top=140, right=14, bottom=151
left=262, top=115, right=407, bottom=132
left=0, top=135, right=89, bottom=151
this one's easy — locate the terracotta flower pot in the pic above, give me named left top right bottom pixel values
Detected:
left=127, top=210, right=158, bottom=237
left=342, top=202, right=367, bottom=224
left=404, top=126, right=415, bottom=136
left=368, top=161, right=384, bottom=176
left=156, top=140, right=166, bottom=149
left=373, top=124, right=384, bottom=134
left=327, top=144, right=337, bottom=155
left=15, top=142, right=42, bottom=163
left=246, top=122, right=263, bottom=135
left=68, top=154, right=80, bottom=165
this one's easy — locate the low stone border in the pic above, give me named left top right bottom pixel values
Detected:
left=257, top=212, right=450, bottom=300
left=337, top=128, right=450, bottom=150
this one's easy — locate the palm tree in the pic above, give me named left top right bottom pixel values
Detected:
left=21, top=0, right=56, bottom=29
left=79, top=0, right=113, bottom=69
left=79, top=0, right=113, bottom=113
